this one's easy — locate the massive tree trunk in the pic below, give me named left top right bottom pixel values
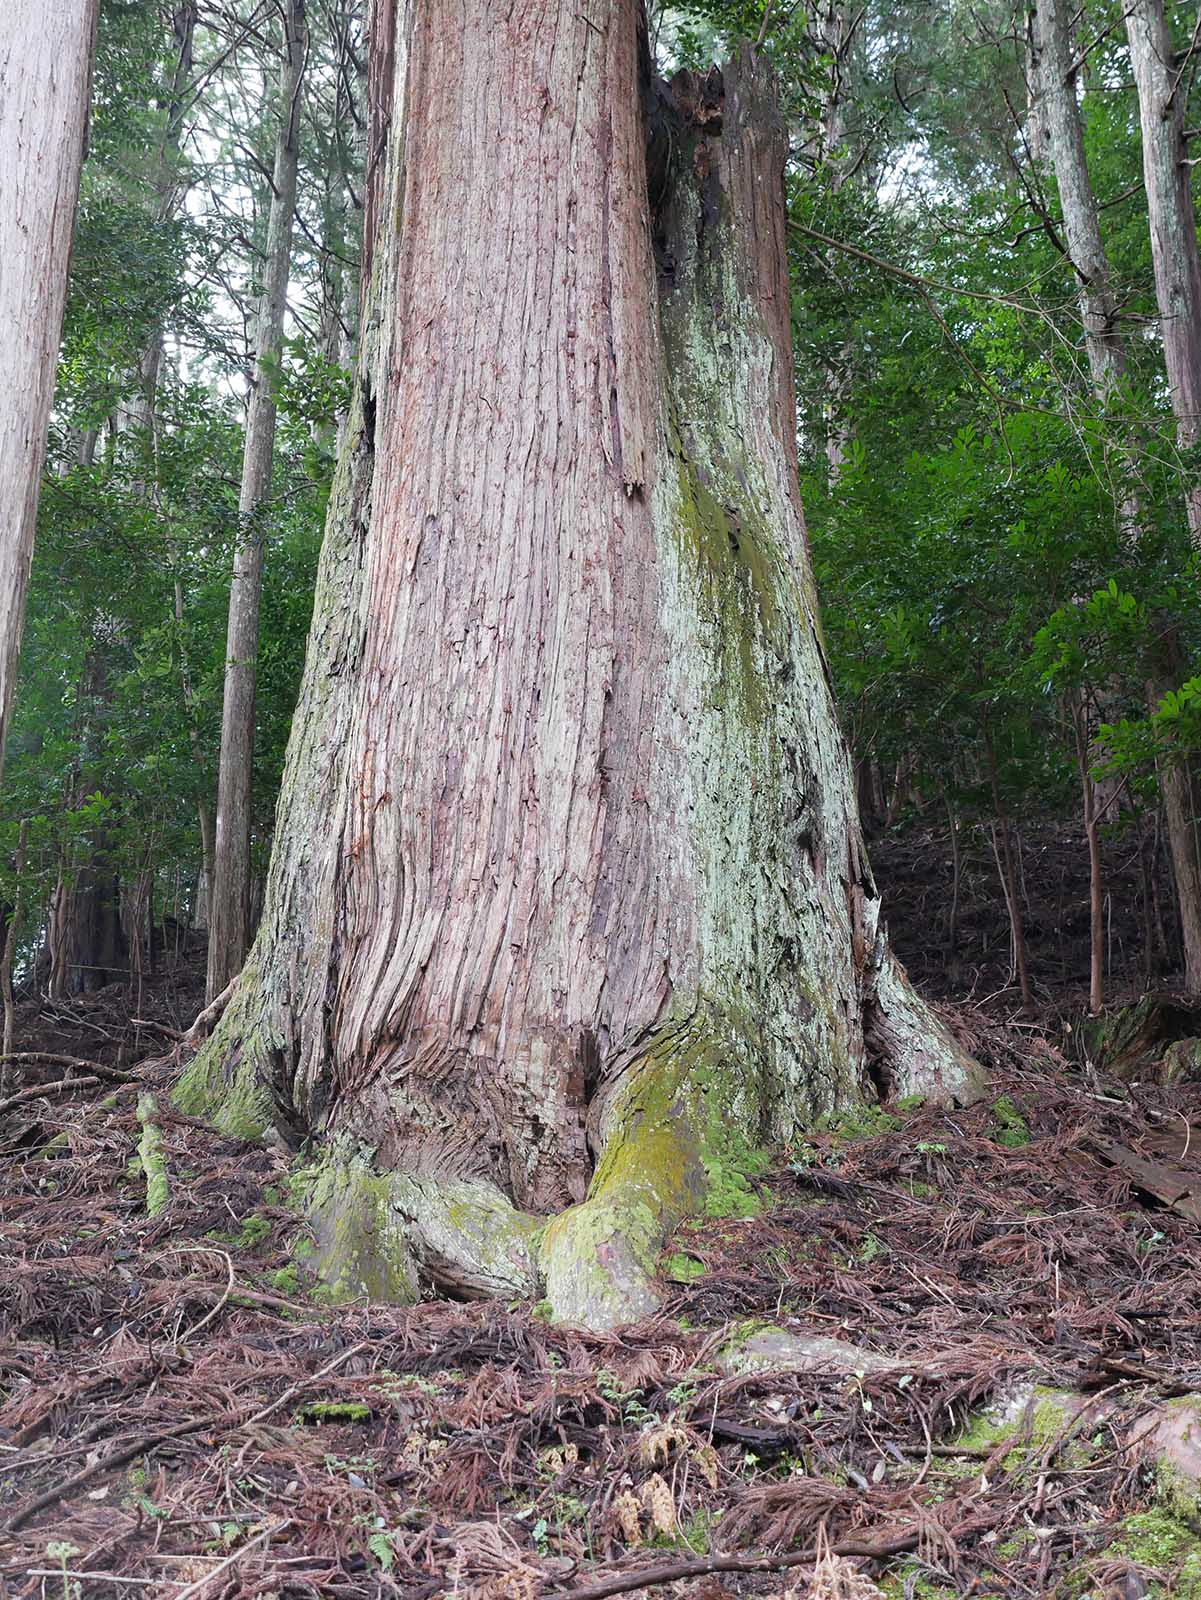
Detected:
left=179, top=0, right=979, bottom=1329
left=1126, top=0, right=1201, bottom=546
left=1033, top=0, right=1201, bottom=991
left=207, top=0, right=308, bottom=1001
left=0, top=0, right=99, bottom=780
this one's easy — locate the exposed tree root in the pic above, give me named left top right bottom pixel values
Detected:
left=182, top=978, right=234, bottom=1049
left=195, top=999, right=981, bottom=1328
left=136, top=1092, right=170, bottom=1216
left=295, top=1144, right=542, bottom=1305
left=540, top=1129, right=700, bottom=1330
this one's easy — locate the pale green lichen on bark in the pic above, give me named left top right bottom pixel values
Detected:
left=388, top=1171, right=543, bottom=1297
left=292, top=1142, right=419, bottom=1306
left=285, top=1141, right=543, bottom=1305
left=644, top=106, right=871, bottom=1142
left=670, top=441, right=783, bottom=732
left=173, top=960, right=274, bottom=1140
left=540, top=1009, right=768, bottom=1327
left=137, top=1092, right=170, bottom=1217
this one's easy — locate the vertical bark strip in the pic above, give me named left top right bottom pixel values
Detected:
left=207, top=0, right=308, bottom=1000
left=0, top=0, right=99, bottom=779
left=181, top=0, right=979, bottom=1328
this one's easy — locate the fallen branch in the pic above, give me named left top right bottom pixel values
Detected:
left=145, top=1275, right=325, bottom=1319
left=24, top=1572, right=156, bottom=1589
left=1096, top=1354, right=1201, bottom=1396
left=0, top=1050, right=136, bottom=1084
left=137, top=1091, right=171, bottom=1216
left=0, top=1075, right=101, bottom=1117
left=131, top=1017, right=185, bottom=1041
left=555, top=1523, right=924, bottom=1599
left=182, top=980, right=234, bottom=1047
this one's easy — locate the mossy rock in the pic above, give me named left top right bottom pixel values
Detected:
left=1129, top=1396, right=1201, bottom=1526
left=1101, top=1507, right=1201, bottom=1598
left=1075, top=994, right=1201, bottom=1084
left=718, top=1324, right=894, bottom=1377
left=950, top=1383, right=1110, bottom=1472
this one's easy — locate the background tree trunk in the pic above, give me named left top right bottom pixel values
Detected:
left=1071, top=696, right=1105, bottom=1012
left=179, top=0, right=979, bottom=1329
left=0, top=0, right=99, bottom=779
left=207, top=0, right=308, bottom=1001
left=1126, top=0, right=1201, bottom=545
left=1034, top=0, right=1201, bottom=991
left=1, top=821, right=30, bottom=1099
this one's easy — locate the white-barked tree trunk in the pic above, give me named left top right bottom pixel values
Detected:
left=0, top=0, right=99, bottom=778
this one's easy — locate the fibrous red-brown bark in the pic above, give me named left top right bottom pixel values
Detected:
left=181, top=0, right=979, bottom=1328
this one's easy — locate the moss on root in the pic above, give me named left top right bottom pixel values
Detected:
left=136, top=1093, right=170, bottom=1217
left=292, top=1145, right=419, bottom=1306
left=285, top=1143, right=543, bottom=1306
left=173, top=964, right=275, bottom=1141
left=540, top=1011, right=767, bottom=1329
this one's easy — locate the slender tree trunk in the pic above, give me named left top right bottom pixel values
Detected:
left=1071, top=697, right=1105, bottom=1012
left=945, top=794, right=961, bottom=956
left=1, top=821, right=30, bottom=1099
left=810, top=3, right=860, bottom=481
left=1034, top=0, right=1201, bottom=989
left=206, top=0, right=308, bottom=1000
left=41, top=652, right=128, bottom=999
left=179, top=1, right=979, bottom=1329
left=984, top=731, right=1034, bottom=1012
left=0, top=0, right=99, bottom=779
left=1145, top=622, right=1201, bottom=991
left=145, top=6, right=212, bottom=910
left=1126, top=0, right=1201, bottom=542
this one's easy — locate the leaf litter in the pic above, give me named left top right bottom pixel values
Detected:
left=2, top=1003, right=1201, bottom=1598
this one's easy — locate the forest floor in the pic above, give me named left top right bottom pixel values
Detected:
left=3, top=838, right=1201, bottom=1600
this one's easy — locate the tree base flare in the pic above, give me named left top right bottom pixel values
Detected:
left=275, top=1016, right=772, bottom=1327
left=539, top=1016, right=765, bottom=1328
left=178, top=994, right=982, bottom=1328
left=289, top=1142, right=544, bottom=1306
